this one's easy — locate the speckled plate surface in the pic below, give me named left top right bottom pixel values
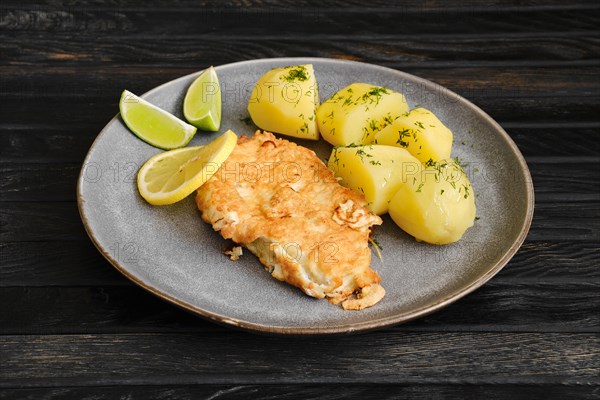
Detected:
left=77, top=58, right=534, bottom=335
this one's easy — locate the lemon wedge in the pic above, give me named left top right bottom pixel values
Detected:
left=183, top=66, right=222, bottom=131
left=137, top=130, right=237, bottom=205
left=120, top=90, right=197, bottom=150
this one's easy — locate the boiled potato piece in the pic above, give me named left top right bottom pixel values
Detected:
left=373, top=107, right=453, bottom=163
left=388, top=158, right=476, bottom=244
left=328, top=144, right=421, bottom=215
left=317, top=83, right=409, bottom=146
left=248, top=64, right=319, bottom=140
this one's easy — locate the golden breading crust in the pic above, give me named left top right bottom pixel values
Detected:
left=196, top=131, right=384, bottom=309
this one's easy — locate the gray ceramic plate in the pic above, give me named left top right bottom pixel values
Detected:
left=77, top=58, right=534, bottom=335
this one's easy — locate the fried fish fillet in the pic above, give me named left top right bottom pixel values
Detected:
left=196, top=131, right=385, bottom=310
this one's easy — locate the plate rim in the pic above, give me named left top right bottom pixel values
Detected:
left=77, top=57, right=535, bottom=335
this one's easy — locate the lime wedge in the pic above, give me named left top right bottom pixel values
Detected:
left=137, top=130, right=237, bottom=205
left=120, top=90, right=197, bottom=150
left=183, top=66, right=222, bottom=131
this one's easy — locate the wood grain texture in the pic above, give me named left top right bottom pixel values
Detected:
left=0, top=282, right=597, bottom=334
left=2, top=35, right=599, bottom=68
left=1, top=333, right=598, bottom=387
left=1, top=384, right=598, bottom=400
left=498, top=241, right=600, bottom=282
left=1, top=5, right=599, bottom=39
left=0, top=241, right=124, bottom=286
left=2, top=240, right=598, bottom=287
left=3, top=0, right=599, bottom=9
left=505, top=125, right=600, bottom=157
left=0, top=163, right=80, bottom=202
left=2, top=384, right=600, bottom=400
left=0, top=203, right=85, bottom=242
left=0, top=124, right=98, bottom=163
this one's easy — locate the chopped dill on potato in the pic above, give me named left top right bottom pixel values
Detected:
left=280, top=65, right=309, bottom=82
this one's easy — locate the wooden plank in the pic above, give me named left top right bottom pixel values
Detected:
left=528, top=157, right=600, bottom=194
left=3, top=0, right=599, bottom=10
left=1, top=240, right=597, bottom=287
left=0, top=124, right=97, bottom=163
left=527, top=220, right=598, bottom=241
left=505, top=125, right=600, bottom=157
left=0, top=333, right=598, bottom=386
left=421, top=67, right=599, bottom=97
left=1, top=384, right=598, bottom=400
left=0, top=163, right=80, bottom=202
left=1, top=160, right=598, bottom=202
left=533, top=194, right=600, bottom=219
left=0, top=203, right=85, bottom=242
left=1, top=5, right=598, bottom=38
left=0, top=281, right=598, bottom=334
left=2, top=124, right=598, bottom=163
left=0, top=241, right=125, bottom=286
left=2, top=384, right=600, bottom=400
left=2, top=35, right=599, bottom=69
left=497, top=241, right=600, bottom=282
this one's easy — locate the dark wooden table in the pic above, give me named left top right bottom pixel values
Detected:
left=1, top=1, right=599, bottom=398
